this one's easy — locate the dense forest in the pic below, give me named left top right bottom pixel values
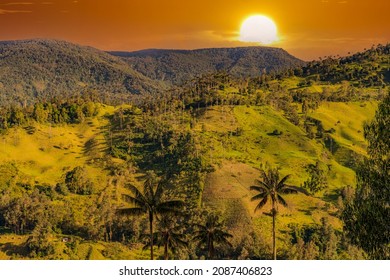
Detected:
left=0, top=42, right=388, bottom=260
left=110, top=46, right=304, bottom=85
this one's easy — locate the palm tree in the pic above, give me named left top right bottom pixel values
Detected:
left=193, top=213, right=233, bottom=259
left=118, top=171, right=184, bottom=260
left=150, top=214, right=188, bottom=260
left=250, top=167, right=309, bottom=260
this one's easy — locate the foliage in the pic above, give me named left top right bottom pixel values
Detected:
left=143, top=214, right=188, bottom=260
left=111, top=47, right=303, bottom=85
left=288, top=218, right=365, bottom=260
left=0, top=39, right=164, bottom=106
left=250, top=167, right=309, bottom=259
left=342, top=91, right=390, bottom=259
left=117, top=171, right=184, bottom=260
left=64, top=166, right=94, bottom=195
left=0, top=42, right=388, bottom=260
left=302, top=161, right=329, bottom=194
left=192, top=212, right=233, bottom=259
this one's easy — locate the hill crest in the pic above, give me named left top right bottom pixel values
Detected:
left=109, top=46, right=304, bottom=84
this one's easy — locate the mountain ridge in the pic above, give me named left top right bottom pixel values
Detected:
left=0, top=39, right=303, bottom=105
left=110, top=46, right=304, bottom=84
left=0, top=39, right=166, bottom=105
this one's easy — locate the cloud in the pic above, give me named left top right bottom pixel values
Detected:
left=41, top=2, right=53, bottom=4
left=1, top=2, right=33, bottom=5
left=337, top=1, right=348, bottom=4
left=0, top=8, right=32, bottom=14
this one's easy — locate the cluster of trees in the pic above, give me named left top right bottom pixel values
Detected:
left=289, top=218, right=364, bottom=260
left=341, top=91, right=390, bottom=259
left=118, top=171, right=233, bottom=260
left=0, top=97, right=100, bottom=130
left=299, top=44, right=390, bottom=87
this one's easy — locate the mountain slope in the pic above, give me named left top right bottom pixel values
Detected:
left=110, top=46, right=304, bottom=85
left=0, top=39, right=166, bottom=105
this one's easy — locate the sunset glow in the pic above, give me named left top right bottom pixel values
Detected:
left=0, top=0, right=389, bottom=60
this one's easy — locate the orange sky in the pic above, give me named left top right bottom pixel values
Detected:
left=1, top=0, right=389, bottom=60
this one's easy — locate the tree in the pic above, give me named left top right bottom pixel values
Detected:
left=193, top=213, right=232, bottom=259
left=250, top=167, right=309, bottom=259
left=118, top=171, right=184, bottom=260
left=342, top=92, right=390, bottom=259
left=302, top=161, right=328, bottom=194
left=146, top=214, right=188, bottom=260
left=64, top=166, right=94, bottom=195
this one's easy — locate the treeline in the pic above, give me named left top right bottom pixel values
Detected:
left=298, top=43, right=390, bottom=87
left=0, top=96, right=100, bottom=130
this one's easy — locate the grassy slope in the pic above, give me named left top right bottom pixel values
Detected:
left=200, top=101, right=376, bottom=252
left=0, top=101, right=377, bottom=259
left=0, top=105, right=115, bottom=186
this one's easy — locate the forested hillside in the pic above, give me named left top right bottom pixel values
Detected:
left=0, top=39, right=166, bottom=106
left=110, top=46, right=304, bottom=85
left=0, top=43, right=388, bottom=260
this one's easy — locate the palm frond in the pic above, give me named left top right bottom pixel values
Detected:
left=254, top=179, right=272, bottom=190
left=259, top=169, right=268, bottom=181
left=254, top=196, right=268, bottom=212
left=281, top=185, right=310, bottom=195
left=157, top=200, right=185, bottom=214
left=122, top=194, right=145, bottom=208
left=154, top=180, right=166, bottom=200
left=277, top=194, right=288, bottom=207
left=117, top=207, right=145, bottom=216
left=276, top=174, right=291, bottom=190
left=125, top=184, right=145, bottom=199
left=250, top=185, right=267, bottom=193
left=251, top=192, right=267, bottom=202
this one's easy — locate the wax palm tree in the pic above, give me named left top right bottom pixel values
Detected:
left=250, top=167, right=309, bottom=260
left=143, top=214, right=188, bottom=260
left=118, top=171, right=184, bottom=260
left=193, top=213, right=233, bottom=259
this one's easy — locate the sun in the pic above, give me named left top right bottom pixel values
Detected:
left=239, top=15, right=278, bottom=45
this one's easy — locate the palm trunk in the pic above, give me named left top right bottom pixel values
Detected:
left=272, top=205, right=276, bottom=260
left=272, top=211, right=276, bottom=260
left=209, top=242, right=214, bottom=260
left=164, top=242, right=168, bottom=260
left=209, top=235, right=214, bottom=260
left=149, top=212, right=154, bottom=260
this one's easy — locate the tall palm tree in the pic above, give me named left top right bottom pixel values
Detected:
left=250, top=167, right=309, bottom=260
left=193, top=213, right=233, bottom=259
left=118, top=172, right=184, bottom=260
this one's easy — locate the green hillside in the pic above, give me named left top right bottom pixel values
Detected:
left=0, top=39, right=166, bottom=106
left=0, top=99, right=376, bottom=260
left=0, top=43, right=388, bottom=260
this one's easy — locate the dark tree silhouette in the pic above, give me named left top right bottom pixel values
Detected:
left=250, top=167, right=309, bottom=260
left=144, top=214, right=188, bottom=260
left=118, top=171, right=184, bottom=260
left=193, top=213, right=232, bottom=259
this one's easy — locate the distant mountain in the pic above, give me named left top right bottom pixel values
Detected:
left=110, top=47, right=304, bottom=85
left=0, top=39, right=166, bottom=105
left=0, top=40, right=304, bottom=106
